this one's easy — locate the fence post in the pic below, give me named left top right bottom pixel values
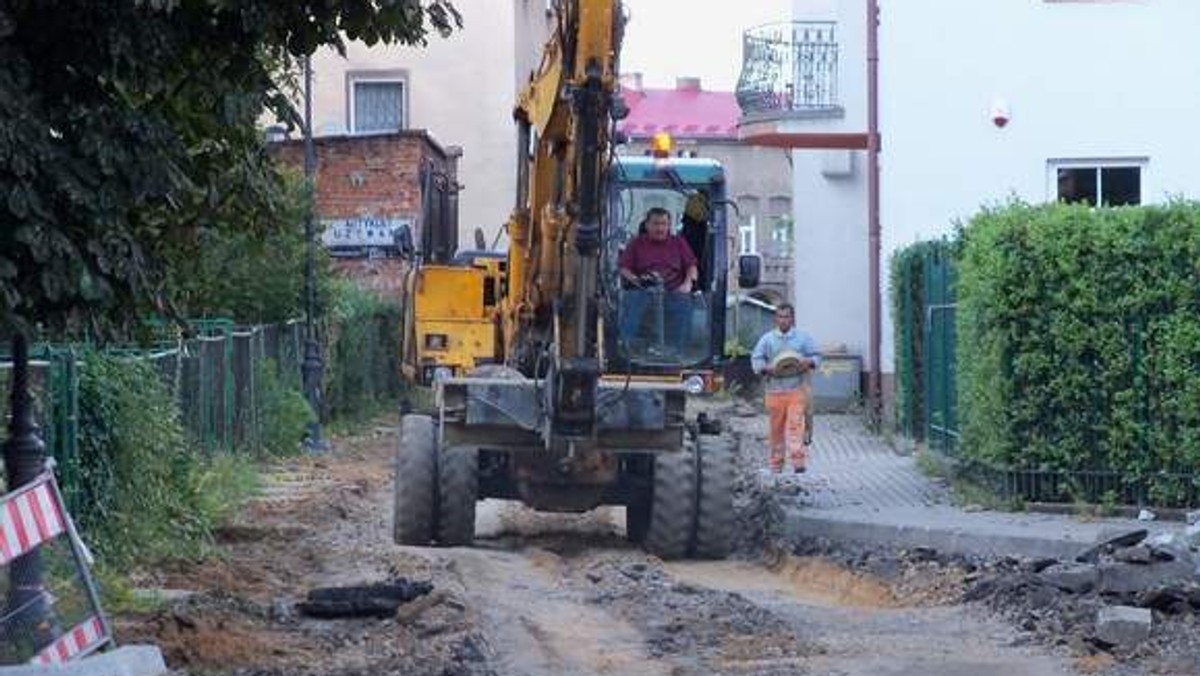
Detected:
left=48, top=348, right=80, bottom=514
left=922, top=252, right=933, bottom=446
left=2, top=333, right=55, bottom=648
left=221, top=321, right=234, bottom=455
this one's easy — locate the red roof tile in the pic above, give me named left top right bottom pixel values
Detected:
left=618, top=88, right=739, bottom=140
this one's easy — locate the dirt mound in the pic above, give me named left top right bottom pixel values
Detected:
left=114, top=422, right=489, bottom=676
left=575, top=554, right=821, bottom=671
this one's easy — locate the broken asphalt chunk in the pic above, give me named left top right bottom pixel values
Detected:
left=298, top=580, right=435, bottom=619
left=1075, top=528, right=1148, bottom=564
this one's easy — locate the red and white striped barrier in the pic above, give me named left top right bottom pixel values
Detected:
left=33, top=616, right=107, bottom=664
left=0, top=472, right=66, bottom=565
left=0, top=468, right=114, bottom=663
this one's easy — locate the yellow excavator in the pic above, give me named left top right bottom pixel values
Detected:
left=393, top=0, right=761, bottom=559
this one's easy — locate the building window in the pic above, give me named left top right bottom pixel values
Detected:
left=348, top=73, right=407, bottom=133
left=767, top=197, right=793, bottom=254
left=739, top=215, right=758, bottom=255
left=770, top=214, right=794, bottom=250
left=1052, top=161, right=1143, bottom=206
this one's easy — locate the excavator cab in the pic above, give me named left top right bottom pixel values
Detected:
left=605, top=155, right=728, bottom=388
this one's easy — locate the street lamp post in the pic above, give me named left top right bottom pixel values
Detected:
left=301, top=56, right=326, bottom=452
left=3, top=333, right=55, bottom=649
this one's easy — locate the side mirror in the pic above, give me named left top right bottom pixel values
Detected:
left=474, top=226, right=487, bottom=251
left=393, top=224, right=415, bottom=258
left=738, top=254, right=761, bottom=289
left=611, top=95, right=630, bottom=121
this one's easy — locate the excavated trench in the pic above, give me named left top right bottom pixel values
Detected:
left=114, top=415, right=1088, bottom=676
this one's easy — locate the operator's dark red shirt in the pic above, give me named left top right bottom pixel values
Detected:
left=618, top=234, right=698, bottom=290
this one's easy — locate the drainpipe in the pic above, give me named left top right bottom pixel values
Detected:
left=866, top=0, right=882, bottom=426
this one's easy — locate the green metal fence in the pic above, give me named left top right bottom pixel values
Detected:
left=922, top=248, right=957, bottom=453
left=892, top=241, right=956, bottom=444
left=2, top=311, right=400, bottom=516
left=0, top=349, right=73, bottom=503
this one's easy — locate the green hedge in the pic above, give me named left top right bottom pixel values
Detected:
left=324, top=281, right=404, bottom=423
left=77, top=353, right=255, bottom=566
left=957, top=201, right=1200, bottom=503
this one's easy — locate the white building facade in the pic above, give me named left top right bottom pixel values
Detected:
left=741, top=0, right=1200, bottom=382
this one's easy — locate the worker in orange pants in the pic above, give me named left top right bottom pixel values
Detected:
left=765, top=387, right=811, bottom=473
left=751, top=302, right=820, bottom=474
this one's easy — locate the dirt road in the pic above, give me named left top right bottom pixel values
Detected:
left=118, top=421, right=1079, bottom=676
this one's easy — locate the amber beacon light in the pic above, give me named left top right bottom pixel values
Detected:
left=651, top=131, right=673, bottom=157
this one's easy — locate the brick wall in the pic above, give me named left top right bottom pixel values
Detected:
left=272, top=131, right=459, bottom=300
left=273, top=130, right=459, bottom=241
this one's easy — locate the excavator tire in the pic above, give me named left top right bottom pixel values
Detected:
left=643, top=441, right=698, bottom=560
left=437, top=446, right=478, bottom=546
left=626, top=490, right=651, bottom=543
left=623, top=455, right=653, bottom=543
left=393, top=414, right=437, bottom=545
left=692, top=432, right=737, bottom=559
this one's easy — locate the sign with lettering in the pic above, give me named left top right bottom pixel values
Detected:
left=321, top=217, right=415, bottom=258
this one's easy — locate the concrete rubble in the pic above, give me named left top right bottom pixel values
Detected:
left=724, top=410, right=1200, bottom=667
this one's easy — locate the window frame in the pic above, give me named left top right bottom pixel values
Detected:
left=1047, top=157, right=1147, bottom=207
left=346, top=70, right=410, bottom=134
left=739, top=215, right=758, bottom=255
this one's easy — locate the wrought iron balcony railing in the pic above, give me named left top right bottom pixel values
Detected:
left=737, top=21, right=840, bottom=118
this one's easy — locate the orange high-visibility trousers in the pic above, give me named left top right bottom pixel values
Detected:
left=765, top=388, right=810, bottom=472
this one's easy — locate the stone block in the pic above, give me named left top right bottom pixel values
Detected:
left=1184, top=523, right=1200, bottom=549
left=0, top=645, right=167, bottom=676
left=1095, top=605, right=1152, bottom=647
left=1113, top=545, right=1153, bottom=564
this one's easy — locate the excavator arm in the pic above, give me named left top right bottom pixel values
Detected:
left=503, top=0, right=624, bottom=434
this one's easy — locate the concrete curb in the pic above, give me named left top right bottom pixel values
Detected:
left=0, top=646, right=166, bottom=676
left=782, top=505, right=1186, bottom=561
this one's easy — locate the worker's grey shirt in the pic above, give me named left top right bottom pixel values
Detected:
left=750, top=328, right=821, bottom=393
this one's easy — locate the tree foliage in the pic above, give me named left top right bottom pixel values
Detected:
left=0, top=0, right=460, bottom=335
left=159, top=168, right=318, bottom=323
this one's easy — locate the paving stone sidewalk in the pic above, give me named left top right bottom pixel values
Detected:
left=736, top=411, right=1189, bottom=561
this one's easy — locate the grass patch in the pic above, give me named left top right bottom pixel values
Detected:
left=73, top=352, right=265, bottom=608
left=915, top=449, right=1026, bottom=512
left=257, top=358, right=315, bottom=457
left=915, top=449, right=949, bottom=481
left=96, top=570, right=172, bottom=615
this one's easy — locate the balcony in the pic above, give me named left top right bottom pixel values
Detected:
left=737, top=21, right=863, bottom=149
left=736, top=22, right=841, bottom=123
